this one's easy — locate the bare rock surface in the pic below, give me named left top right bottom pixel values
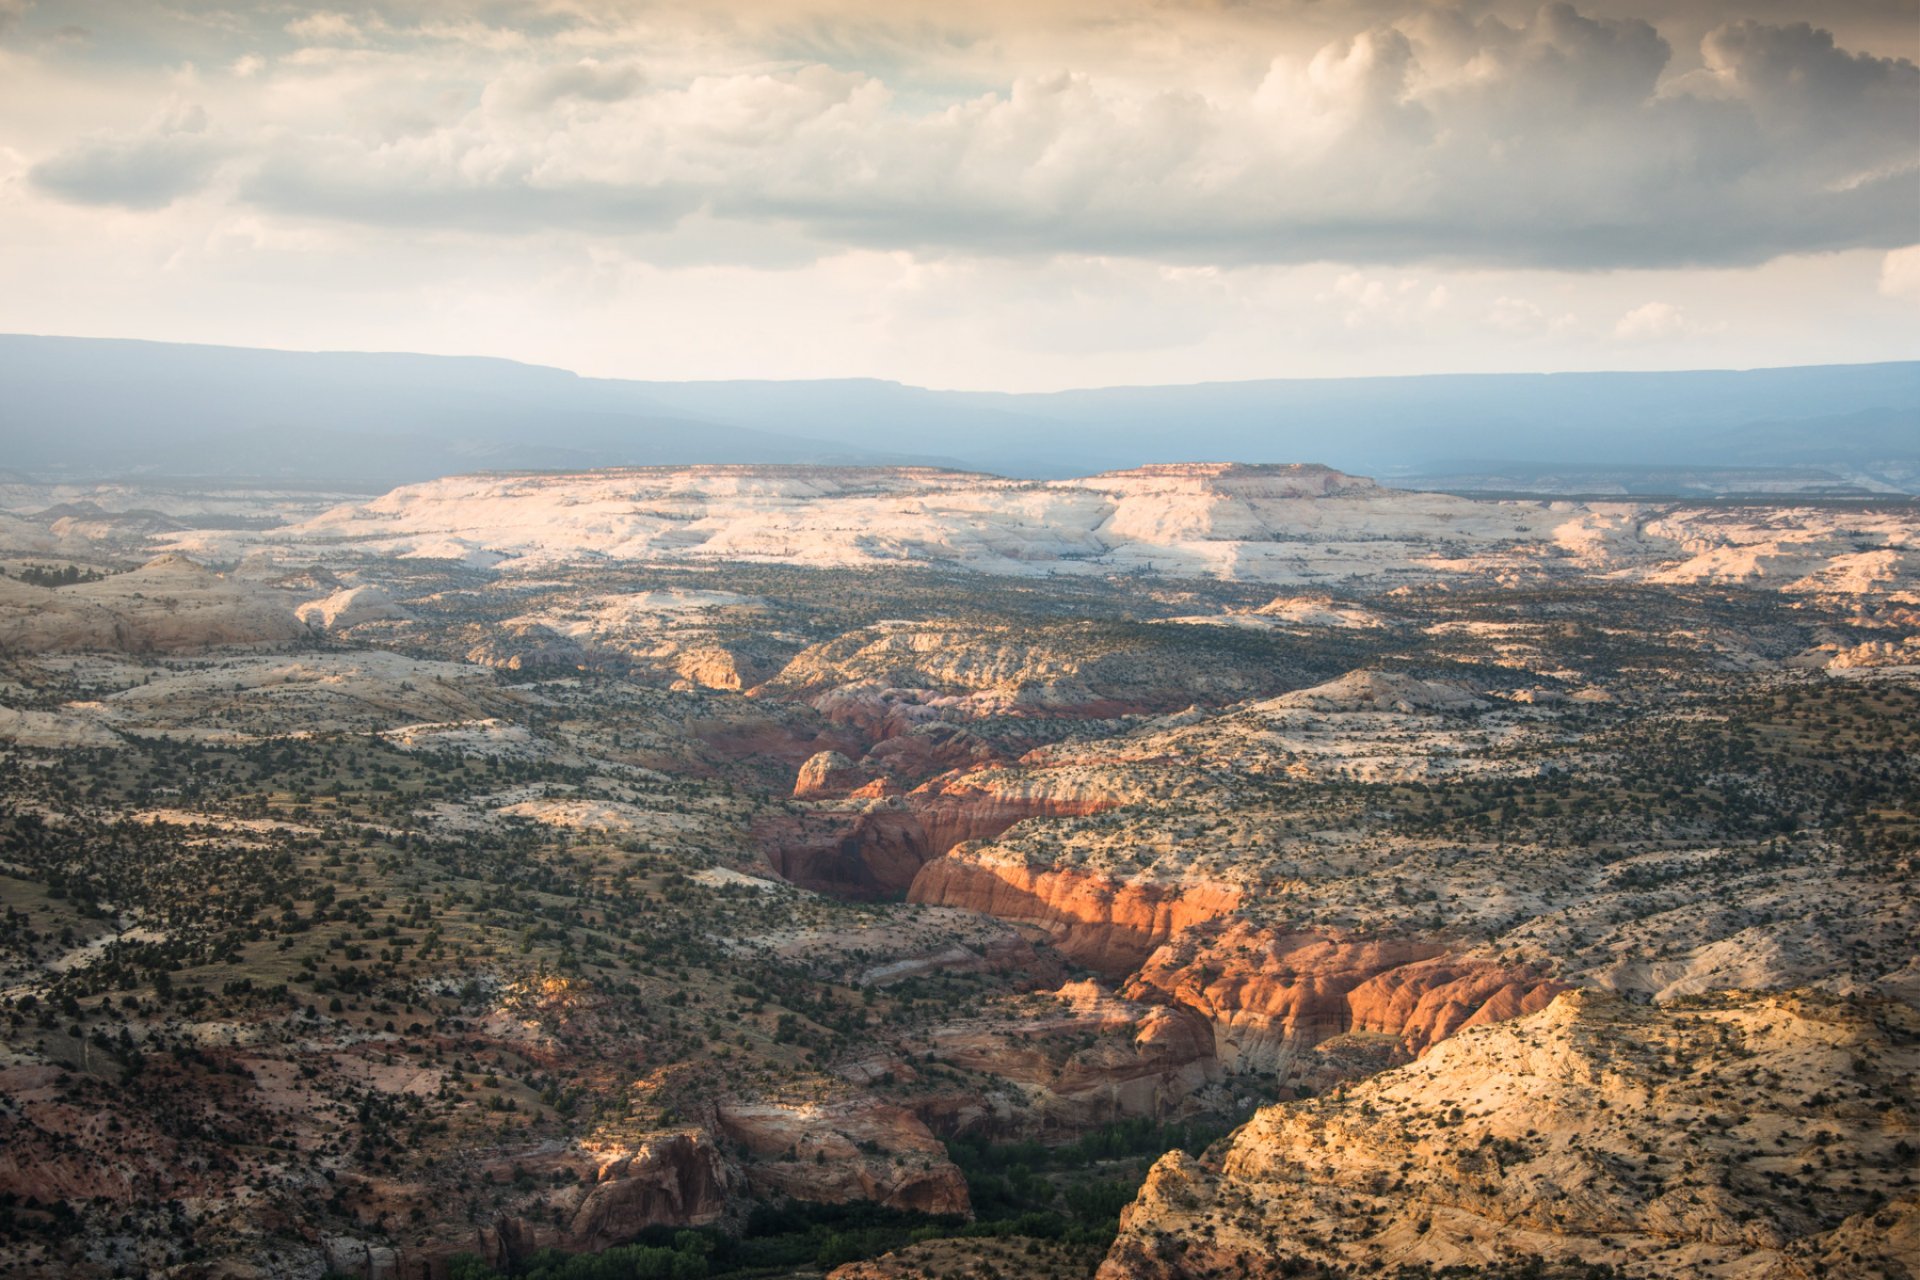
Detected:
left=1099, top=989, right=1920, bottom=1280
left=0, top=555, right=304, bottom=653
left=714, top=1097, right=970, bottom=1216
left=140, top=463, right=1920, bottom=595
left=296, top=583, right=410, bottom=631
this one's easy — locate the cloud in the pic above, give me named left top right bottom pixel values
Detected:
left=495, top=58, right=645, bottom=111
left=1881, top=246, right=1920, bottom=302
left=1487, top=296, right=1547, bottom=333
left=28, top=102, right=228, bottom=211
left=15, top=3, right=1920, bottom=274
left=1613, top=300, right=1726, bottom=341
left=286, top=12, right=366, bottom=45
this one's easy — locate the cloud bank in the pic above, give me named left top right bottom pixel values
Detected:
left=17, top=1, right=1919, bottom=270
left=0, top=1, right=1914, bottom=389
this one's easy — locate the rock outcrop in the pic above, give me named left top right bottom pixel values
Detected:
left=465, top=621, right=592, bottom=671
left=762, top=766, right=1132, bottom=897
left=139, top=463, right=1920, bottom=596
left=0, top=555, right=305, bottom=653
left=1124, top=921, right=1565, bottom=1073
left=1099, top=990, right=1920, bottom=1280
left=553, top=1134, right=730, bottom=1254
left=714, top=1099, right=970, bottom=1217
left=297, top=583, right=410, bottom=631
left=908, top=850, right=1242, bottom=976
left=917, top=981, right=1219, bottom=1132
left=794, top=749, right=868, bottom=798
left=1267, top=669, right=1487, bottom=714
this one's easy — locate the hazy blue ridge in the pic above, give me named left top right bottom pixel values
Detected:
left=2, top=334, right=1913, bottom=490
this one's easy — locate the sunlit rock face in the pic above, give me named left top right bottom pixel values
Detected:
left=909, top=848, right=1245, bottom=976
left=157, top=463, right=1918, bottom=596
left=1123, top=920, right=1566, bottom=1074
left=1097, top=990, right=1920, bottom=1280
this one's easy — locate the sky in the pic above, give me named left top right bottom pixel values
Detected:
left=0, top=1, right=1915, bottom=391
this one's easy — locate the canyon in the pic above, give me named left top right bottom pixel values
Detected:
left=0, top=463, right=1913, bottom=1278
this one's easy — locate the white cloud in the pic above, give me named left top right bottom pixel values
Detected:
left=1488, top=296, right=1548, bottom=334
left=1612, top=301, right=1704, bottom=339
left=1, top=1, right=1916, bottom=389
left=1880, top=245, right=1920, bottom=302
left=28, top=98, right=226, bottom=211
left=15, top=4, right=1914, bottom=272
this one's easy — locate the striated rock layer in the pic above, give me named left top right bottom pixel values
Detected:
left=908, top=850, right=1244, bottom=976
left=1125, top=920, right=1566, bottom=1074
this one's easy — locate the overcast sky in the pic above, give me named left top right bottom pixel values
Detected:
left=0, top=0, right=1915, bottom=390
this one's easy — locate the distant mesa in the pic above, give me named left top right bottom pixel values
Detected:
left=137, top=461, right=1916, bottom=597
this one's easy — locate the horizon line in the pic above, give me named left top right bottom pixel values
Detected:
left=2, top=330, right=1913, bottom=400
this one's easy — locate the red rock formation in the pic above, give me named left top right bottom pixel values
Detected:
left=1123, top=920, right=1566, bottom=1073
left=907, top=853, right=1243, bottom=976
left=691, top=714, right=864, bottom=771
left=1346, top=951, right=1569, bottom=1050
left=751, top=809, right=926, bottom=896
left=794, top=749, right=871, bottom=798
left=863, top=724, right=1002, bottom=785
left=907, top=775, right=1116, bottom=864
left=563, top=1134, right=733, bottom=1251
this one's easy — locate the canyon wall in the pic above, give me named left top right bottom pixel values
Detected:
left=1124, top=921, right=1566, bottom=1074
left=907, top=851, right=1243, bottom=976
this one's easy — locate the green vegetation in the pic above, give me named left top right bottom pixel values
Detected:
left=4, top=563, right=110, bottom=588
